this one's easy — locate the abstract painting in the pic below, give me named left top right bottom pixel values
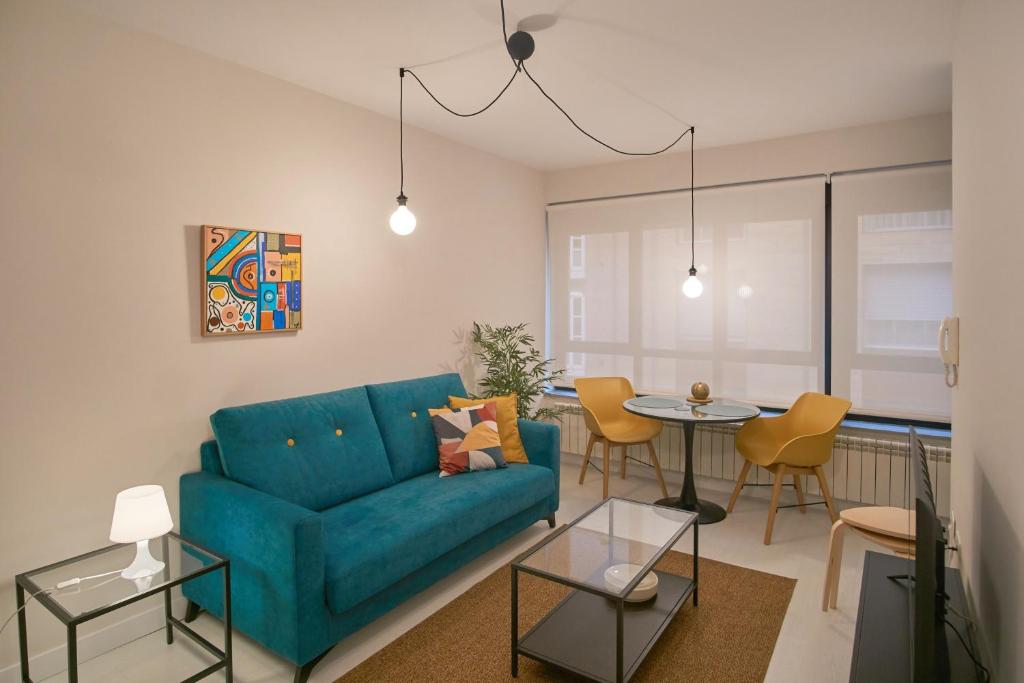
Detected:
left=201, top=225, right=302, bottom=335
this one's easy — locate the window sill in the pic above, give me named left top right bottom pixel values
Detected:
left=543, top=387, right=951, bottom=439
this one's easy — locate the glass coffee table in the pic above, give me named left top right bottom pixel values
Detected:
left=511, top=498, right=698, bottom=683
left=15, top=532, right=230, bottom=682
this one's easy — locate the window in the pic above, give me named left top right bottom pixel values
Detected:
left=548, top=177, right=825, bottom=406
left=569, top=235, right=586, bottom=279
left=548, top=162, right=952, bottom=422
left=568, top=292, right=585, bottom=341
left=832, top=165, right=952, bottom=421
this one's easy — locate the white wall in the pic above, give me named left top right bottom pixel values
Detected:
left=0, top=0, right=544, bottom=671
left=951, top=0, right=1024, bottom=678
left=545, top=113, right=952, bottom=204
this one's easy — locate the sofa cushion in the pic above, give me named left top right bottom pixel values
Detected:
left=430, top=402, right=507, bottom=477
left=450, top=394, right=529, bottom=464
left=321, top=464, right=554, bottom=615
left=210, top=386, right=394, bottom=511
left=365, top=373, right=467, bottom=481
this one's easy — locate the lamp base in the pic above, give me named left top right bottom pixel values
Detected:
left=121, top=539, right=165, bottom=579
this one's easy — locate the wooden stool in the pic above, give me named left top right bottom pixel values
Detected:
left=822, top=506, right=915, bottom=611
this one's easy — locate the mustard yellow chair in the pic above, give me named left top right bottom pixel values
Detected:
left=575, top=377, right=669, bottom=499
left=727, top=392, right=852, bottom=544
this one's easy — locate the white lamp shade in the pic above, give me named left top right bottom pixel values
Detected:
left=109, top=485, right=173, bottom=543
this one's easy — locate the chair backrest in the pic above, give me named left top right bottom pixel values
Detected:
left=766, top=392, right=852, bottom=467
left=574, top=377, right=636, bottom=436
left=784, top=392, right=852, bottom=435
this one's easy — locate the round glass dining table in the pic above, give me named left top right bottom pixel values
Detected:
left=623, top=397, right=760, bottom=524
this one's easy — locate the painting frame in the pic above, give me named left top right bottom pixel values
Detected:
left=200, top=225, right=303, bottom=336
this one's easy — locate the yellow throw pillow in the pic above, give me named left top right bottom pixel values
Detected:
left=449, top=394, right=529, bottom=464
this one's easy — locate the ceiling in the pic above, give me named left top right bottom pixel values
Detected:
left=70, top=0, right=954, bottom=170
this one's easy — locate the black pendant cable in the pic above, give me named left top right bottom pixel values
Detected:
left=681, top=128, right=703, bottom=298
left=391, top=0, right=700, bottom=295
left=388, top=68, right=416, bottom=235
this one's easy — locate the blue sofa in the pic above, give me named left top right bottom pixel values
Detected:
left=179, top=373, right=560, bottom=682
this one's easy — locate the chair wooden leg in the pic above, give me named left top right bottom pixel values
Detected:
left=822, top=519, right=847, bottom=611
left=579, top=433, right=597, bottom=485
left=602, top=440, right=611, bottom=499
left=793, top=473, right=807, bottom=513
left=828, top=520, right=848, bottom=609
left=814, top=466, right=839, bottom=522
left=646, top=441, right=669, bottom=498
left=727, top=460, right=752, bottom=513
left=764, top=465, right=786, bottom=545
left=620, top=445, right=628, bottom=479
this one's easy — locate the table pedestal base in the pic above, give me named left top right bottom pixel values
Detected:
left=655, top=497, right=727, bottom=525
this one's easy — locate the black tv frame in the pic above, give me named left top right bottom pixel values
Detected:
left=909, top=426, right=950, bottom=683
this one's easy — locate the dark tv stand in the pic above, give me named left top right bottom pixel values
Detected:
left=849, top=551, right=978, bottom=682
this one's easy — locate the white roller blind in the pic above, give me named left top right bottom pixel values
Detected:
left=548, top=177, right=825, bottom=406
left=831, top=165, right=952, bottom=421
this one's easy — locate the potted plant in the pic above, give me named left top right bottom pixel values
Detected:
left=470, top=322, right=567, bottom=422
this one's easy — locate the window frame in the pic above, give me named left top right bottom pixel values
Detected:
left=545, top=160, right=953, bottom=430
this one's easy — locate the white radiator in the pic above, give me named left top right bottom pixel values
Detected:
left=549, top=402, right=952, bottom=517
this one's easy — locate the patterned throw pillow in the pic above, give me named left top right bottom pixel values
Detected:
left=429, top=402, right=506, bottom=477
left=449, top=394, right=529, bottom=464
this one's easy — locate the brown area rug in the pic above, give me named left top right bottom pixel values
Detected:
left=336, top=551, right=795, bottom=683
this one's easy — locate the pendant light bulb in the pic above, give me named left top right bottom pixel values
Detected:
left=681, top=127, right=701, bottom=299
left=682, top=266, right=703, bottom=299
left=389, top=193, right=416, bottom=236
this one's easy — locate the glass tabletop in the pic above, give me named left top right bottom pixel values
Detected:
left=515, top=498, right=697, bottom=599
left=623, top=397, right=760, bottom=423
left=18, top=533, right=224, bottom=622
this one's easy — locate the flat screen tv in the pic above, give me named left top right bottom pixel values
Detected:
left=908, top=426, right=950, bottom=683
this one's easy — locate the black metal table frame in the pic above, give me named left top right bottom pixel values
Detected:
left=511, top=497, right=698, bottom=683
left=15, top=531, right=231, bottom=683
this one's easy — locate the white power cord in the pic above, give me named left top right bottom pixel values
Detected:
left=55, top=568, right=124, bottom=589
left=0, top=587, right=52, bottom=640
left=0, top=569, right=125, bottom=639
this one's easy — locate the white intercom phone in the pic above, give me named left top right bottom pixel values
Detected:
left=938, top=317, right=959, bottom=387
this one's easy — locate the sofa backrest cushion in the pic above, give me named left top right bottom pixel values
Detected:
left=210, top=386, right=394, bottom=511
left=366, top=373, right=467, bottom=481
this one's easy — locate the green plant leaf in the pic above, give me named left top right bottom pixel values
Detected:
left=470, top=321, right=566, bottom=420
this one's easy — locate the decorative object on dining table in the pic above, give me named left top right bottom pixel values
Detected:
left=603, top=563, right=659, bottom=603
left=109, top=484, right=174, bottom=579
left=688, top=381, right=712, bottom=404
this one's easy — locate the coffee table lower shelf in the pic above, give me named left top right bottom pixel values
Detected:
left=517, top=570, right=694, bottom=683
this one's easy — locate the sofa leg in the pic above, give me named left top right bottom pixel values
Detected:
left=294, top=646, right=334, bottom=683
left=183, top=600, right=202, bottom=623
left=546, top=514, right=556, bottom=528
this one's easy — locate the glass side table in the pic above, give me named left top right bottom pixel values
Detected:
left=15, top=531, right=230, bottom=682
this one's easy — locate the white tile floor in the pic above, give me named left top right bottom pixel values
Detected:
left=42, top=459, right=882, bottom=682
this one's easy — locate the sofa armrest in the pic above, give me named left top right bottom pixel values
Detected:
left=518, top=419, right=560, bottom=507
left=179, top=471, right=325, bottom=647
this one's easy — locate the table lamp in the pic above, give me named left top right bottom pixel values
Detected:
left=109, top=485, right=174, bottom=579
